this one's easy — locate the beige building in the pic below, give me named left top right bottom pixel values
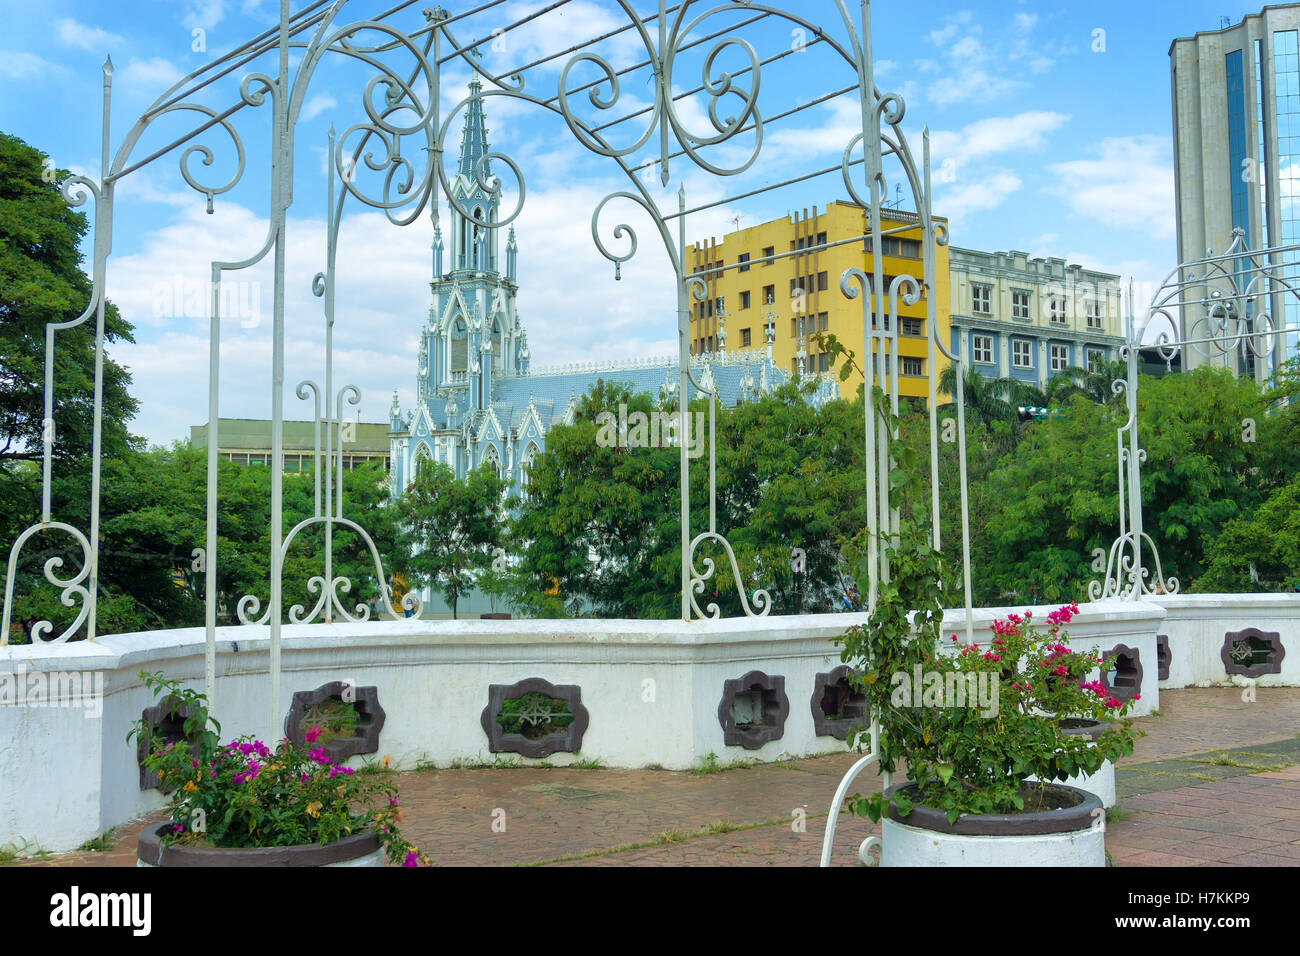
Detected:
left=948, top=248, right=1126, bottom=389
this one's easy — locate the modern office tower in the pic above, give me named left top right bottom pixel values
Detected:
left=1171, top=4, right=1300, bottom=375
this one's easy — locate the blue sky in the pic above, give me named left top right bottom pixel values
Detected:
left=0, top=0, right=1275, bottom=443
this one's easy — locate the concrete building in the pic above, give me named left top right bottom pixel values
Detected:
left=1170, top=4, right=1300, bottom=376
left=947, top=248, right=1126, bottom=389
left=190, top=419, right=392, bottom=470
left=688, top=202, right=951, bottom=405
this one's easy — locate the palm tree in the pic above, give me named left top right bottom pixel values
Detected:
left=937, top=366, right=1046, bottom=429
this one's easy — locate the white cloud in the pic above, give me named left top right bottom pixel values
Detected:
left=56, top=18, right=124, bottom=52
left=927, top=111, right=1071, bottom=168
left=935, top=170, right=1022, bottom=230
left=0, top=52, right=59, bottom=80
left=302, top=95, right=337, bottom=122
left=184, top=0, right=228, bottom=32
left=118, top=57, right=185, bottom=93
left=1046, top=136, right=1176, bottom=240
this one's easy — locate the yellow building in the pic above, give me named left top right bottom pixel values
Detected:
left=688, top=201, right=950, bottom=404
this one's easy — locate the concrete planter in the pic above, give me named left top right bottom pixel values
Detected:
left=136, top=824, right=386, bottom=867
left=880, top=782, right=1105, bottom=867
left=1026, top=718, right=1117, bottom=808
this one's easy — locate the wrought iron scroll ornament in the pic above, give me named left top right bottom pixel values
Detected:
left=1090, top=228, right=1300, bottom=601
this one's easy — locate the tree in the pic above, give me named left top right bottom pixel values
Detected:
left=504, top=378, right=864, bottom=618
left=1198, top=473, right=1300, bottom=592
left=1044, top=359, right=1129, bottom=410
left=389, top=460, right=508, bottom=618
left=937, top=365, right=1045, bottom=431
left=1, top=131, right=141, bottom=638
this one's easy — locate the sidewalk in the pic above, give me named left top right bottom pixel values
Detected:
left=10, top=687, right=1299, bottom=867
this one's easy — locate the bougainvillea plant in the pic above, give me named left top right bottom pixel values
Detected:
left=128, top=671, right=430, bottom=866
left=834, top=392, right=1141, bottom=824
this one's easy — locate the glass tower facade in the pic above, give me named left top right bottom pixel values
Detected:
left=1273, top=30, right=1300, bottom=362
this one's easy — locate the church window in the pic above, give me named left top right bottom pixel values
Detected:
left=451, top=317, right=468, bottom=372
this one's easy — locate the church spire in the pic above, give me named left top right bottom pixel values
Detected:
left=458, top=59, right=491, bottom=182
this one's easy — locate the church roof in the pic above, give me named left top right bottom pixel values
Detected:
left=458, top=77, right=491, bottom=183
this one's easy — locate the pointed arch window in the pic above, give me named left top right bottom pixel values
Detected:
left=451, top=317, right=468, bottom=373
left=482, top=443, right=502, bottom=480
left=412, top=443, right=434, bottom=487
left=521, top=442, right=540, bottom=499
left=491, top=317, right=503, bottom=371
left=472, top=206, right=485, bottom=272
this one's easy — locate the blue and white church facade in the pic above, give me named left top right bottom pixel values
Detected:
left=388, top=80, right=836, bottom=496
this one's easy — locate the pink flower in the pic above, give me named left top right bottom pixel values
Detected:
left=403, top=851, right=419, bottom=867
left=304, top=726, right=321, bottom=744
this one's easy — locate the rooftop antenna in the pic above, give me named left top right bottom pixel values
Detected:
left=728, top=214, right=743, bottom=232
left=1220, top=15, right=1231, bottom=28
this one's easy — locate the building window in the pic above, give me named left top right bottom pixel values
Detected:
left=738, top=252, right=750, bottom=273
left=1086, top=299, right=1102, bottom=329
left=816, top=312, right=828, bottom=332
left=762, top=283, right=774, bottom=304
left=739, top=290, right=751, bottom=309
left=1012, top=340, right=1032, bottom=368
left=818, top=353, right=829, bottom=373
left=762, top=245, right=774, bottom=265
left=972, top=284, right=992, bottom=315
left=1086, top=347, right=1105, bottom=370
left=817, top=271, right=828, bottom=292
left=902, top=357, right=923, bottom=376
left=902, top=318, right=922, bottom=337
left=1048, top=296, right=1066, bottom=324
left=973, top=334, right=993, bottom=364
left=868, top=236, right=922, bottom=258
left=1012, top=290, right=1030, bottom=320
left=741, top=328, right=752, bottom=347
left=816, top=231, right=827, bottom=247
left=1050, top=344, right=1069, bottom=371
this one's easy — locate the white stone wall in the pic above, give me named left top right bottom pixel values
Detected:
left=1150, top=593, right=1300, bottom=688
left=0, top=599, right=1177, bottom=853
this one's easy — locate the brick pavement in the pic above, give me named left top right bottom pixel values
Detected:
left=9, top=687, right=1298, bottom=867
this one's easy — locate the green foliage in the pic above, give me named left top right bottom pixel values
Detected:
left=388, top=459, right=508, bottom=618
left=298, top=698, right=360, bottom=745
left=128, top=671, right=428, bottom=865
left=496, top=692, right=574, bottom=738
left=78, top=829, right=117, bottom=852
left=1199, top=472, right=1300, bottom=591
left=504, top=377, right=864, bottom=617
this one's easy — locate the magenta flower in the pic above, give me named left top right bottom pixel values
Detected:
left=310, top=747, right=329, bottom=765
left=304, top=726, right=321, bottom=743
left=403, top=851, right=419, bottom=867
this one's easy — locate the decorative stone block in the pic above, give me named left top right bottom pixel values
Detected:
left=1101, top=644, right=1142, bottom=703
left=718, top=670, right=788, bottom=750
left=1156, top=634, right=1171, bottom=682
left=1221, top=628, right=1286, bottom=678
left=137, top=696, right=198, bottom=792
left=480, top=677, right=590, bottom=758
left=810, top=665, right=868, bottom=740
left=284, top=681, right=386, bottom=762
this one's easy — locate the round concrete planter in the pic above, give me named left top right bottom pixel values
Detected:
left=879, top=782, right=1105, bottom=867
left=137, top=824, right=385, bottom=867
left=1025, top=718, right=1117, bottom=808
